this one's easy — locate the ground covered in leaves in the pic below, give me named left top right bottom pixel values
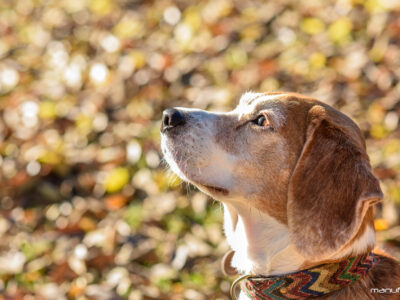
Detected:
left=0, top=0, right=400, bottom=299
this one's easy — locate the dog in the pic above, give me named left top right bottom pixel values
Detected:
left=160, top=92, right=400, bottom=299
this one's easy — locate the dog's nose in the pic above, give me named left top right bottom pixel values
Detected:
left=161, top=108, right=185, bottom=132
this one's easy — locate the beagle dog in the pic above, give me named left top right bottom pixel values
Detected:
left=160, top=92, right=400, bottom=299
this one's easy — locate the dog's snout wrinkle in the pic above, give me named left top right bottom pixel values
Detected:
left=161, top=108, right=185, bottom=132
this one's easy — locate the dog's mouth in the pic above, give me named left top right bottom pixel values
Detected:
left=200, top=184, right=229, bottom=196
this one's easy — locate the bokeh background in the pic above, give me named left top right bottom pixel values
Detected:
left=1, top=0, right=400, bottom=299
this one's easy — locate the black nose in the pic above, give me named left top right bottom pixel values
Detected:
left=161, top=108, right=185, bottom=132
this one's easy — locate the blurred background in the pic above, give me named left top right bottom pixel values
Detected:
left=0, top=0, right=400, bottom=299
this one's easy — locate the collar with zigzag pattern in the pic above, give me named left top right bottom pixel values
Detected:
left=234, top=252, right=379, bottom=300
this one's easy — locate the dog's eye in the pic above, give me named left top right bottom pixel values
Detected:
left=253, top=115, right=268, bottom=127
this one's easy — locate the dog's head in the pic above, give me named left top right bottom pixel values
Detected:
left=161, top=92, right=382, bottom=260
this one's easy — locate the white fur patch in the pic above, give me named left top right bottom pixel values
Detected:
left=161, top=141, right=189, bottom=181
left=223, top=202, right=305, bottom=275
left=235, top=93, right=286, bottom=128
left=330, top=225, right=376, bottom=259
left=239, top=92, right=265, bottom=104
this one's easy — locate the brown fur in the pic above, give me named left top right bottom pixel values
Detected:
left=288, top=102, right=382, bottom=259
left=283, top=94, right=400, bottom=299
left=251, top=94, right=400, bottom=298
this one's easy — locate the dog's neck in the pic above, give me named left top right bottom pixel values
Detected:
left=223, top=201, right=376, bottom=276
left=223, top=202, right=304, bottom=275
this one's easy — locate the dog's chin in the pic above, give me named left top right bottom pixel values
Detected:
left=190, top=181, right=230, bottom=197
left=169, top=166, right=230, bottom=197
left=188, top=180, right=229, bottom=200
left=170, top=166, right=230, bottom=197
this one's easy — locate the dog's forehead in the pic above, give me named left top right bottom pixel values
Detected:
left=239, top=92, right=282, bottom=105
left=234, top=92, right=287, bottom=121
left=236, top=92, right=284, bottom=111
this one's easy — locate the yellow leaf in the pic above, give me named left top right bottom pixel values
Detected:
left=389, top=187, right=400, bottom=205
left=367, top=102, right=385, bottom=124
left=39, top=101, right=56, bottom=119
left=328, top=18, right=352, bottom=44
left=374, top=218, right=389, bottom=231
left=309, top=52, right=326, bottom=69
left=183, top=7, right=202, bottom=31
left=384, top=140, right=400, bottom=156
left=364, top=0, right=386, bottom=13
left=130, top=51, right=146, bottom=69
left=38, top=151, right=62, bottom=165
left=89, top=0, right=113, bottom=16
left=154, top=170, right=181, bottom=191
left=369, top=37, right=388, bottom=63
left=301, top=18, right=325, bottom=35
left=225, top=48, right=247, bottom=69
left=113, top=19, right=144, bottom=39
left=370, top=124, right=388, bottom=139
left=75, top=114, right=93, bottom=134
left=104, top=167, right=130, bottom=193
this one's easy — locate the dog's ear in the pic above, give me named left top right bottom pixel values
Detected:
left=287, top=105, right=382, bottom=260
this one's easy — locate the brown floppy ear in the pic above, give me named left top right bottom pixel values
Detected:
left=287, top=105, right=383, bottom=260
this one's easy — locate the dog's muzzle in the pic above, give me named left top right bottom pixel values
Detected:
left=161, top=108, right=185, bottom=133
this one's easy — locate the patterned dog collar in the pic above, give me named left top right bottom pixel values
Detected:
left=232, top=252, right=378, bottom=299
